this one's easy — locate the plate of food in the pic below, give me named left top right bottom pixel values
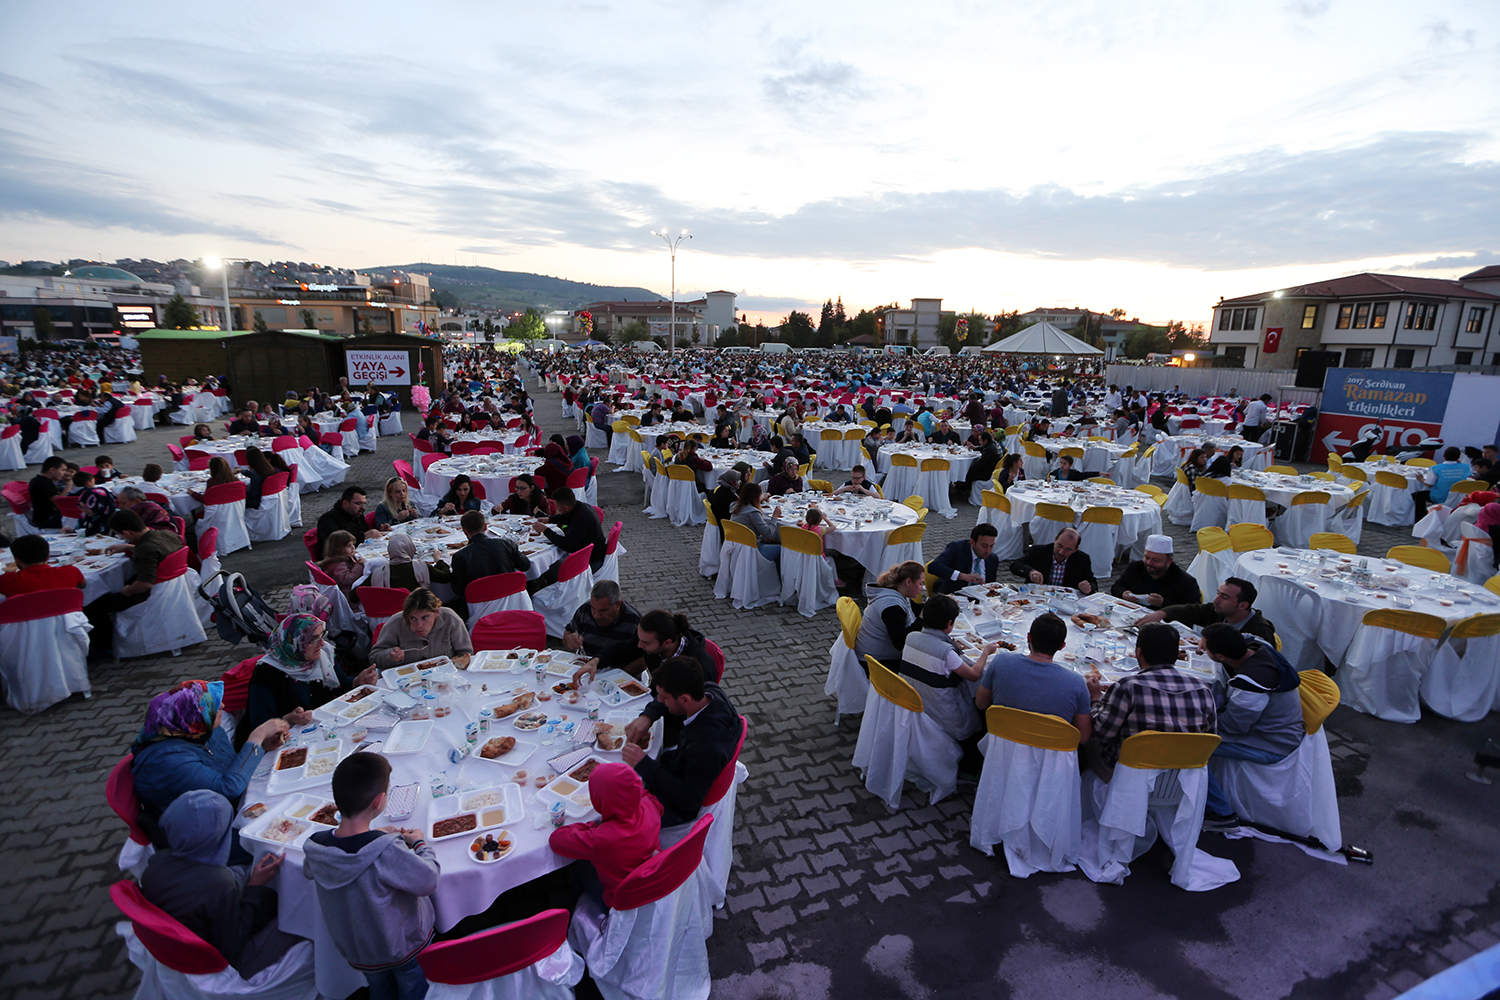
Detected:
left=468, top=650, right=531, bottom=673
left=240, top=794, right=340, bottom=850
left=467, top=830, right=516, bottom=864
left=266, top=739, right=347, bottom=794
left=426, top=782, right=524, bottom=842
left=593, top=673, right=651, bottom=708
left=511, top=709, right=551, bottom=731
left=537, top=756, right=609, bottom=817
left=485, top=692, right=537, bottom=722
left=472, top=734, right=538, bottom=765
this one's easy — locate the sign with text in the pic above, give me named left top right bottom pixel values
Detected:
left=1311, top=368, right=1453, bottom=462
left=346, top=349, right=412, bottom=385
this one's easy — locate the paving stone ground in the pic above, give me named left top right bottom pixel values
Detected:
left=2, top=383, right=1498, bottom=1000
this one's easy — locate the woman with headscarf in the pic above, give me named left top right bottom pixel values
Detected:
left=370, top=587, right=473, bottom=669
left=235, top=615, right=377, bottom=747
left=548, top=762, right=663, bottom=908
left=130, top=681, right=292, bottom=839
left=1478, top=502, right=1500, bottom=553
left=368, top=530, right=450, bottom=590
left=567, top=434, right=591, bottom=476
left=538, top=441, right=574, bottom=492
left=141, top=790, right=306, bottom=977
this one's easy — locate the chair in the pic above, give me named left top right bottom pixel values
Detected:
left=244, top=472, right=291, bottom=543
left=1264, top=464, right=1296, bottom=475
left=1338, top=609, right=1447, bottom=722
left=104, top=406, right=138, bottom=444
left=1079, top=731, right=1240, bottom=891
left=778, top=525, right=838, bottom=618
left=851, top=656, right=960, bottom=810
left=465, top=571, right=533, bottom=624
left=1209, top=670, right=1344, bottom=855
left=1489, top=574, right=1500, bottom=597
left=304, top=561, right=362, bottom=639
left=1386, top=545, right=1451, bottom=574
left=1454, top=521, right=1497, bottom=584
left=645, top=457, right=671, bottom=519
left=1028, top=501, right=1075, bottom=547
left=1308, top=532, right=1356, bottom=554
left=1255, top=576, right=1325, bottom=671
left=886, top=452, right=920, bottom=503
left=1447, top=480, right=1486, bottom=503
left=1225, top=483, right=1267, bottom=528
left=1228, top=523, right=1274, bottom=553
left=918, top=457, right=955, bottom=518
left=1190, top=476, right=1229, bottom=531
left=699, top=499, right=722, bottom=578
left=301, top=527, right=320, bottom=560
left=714, top=520, right=778, bottom=610
left=704, top=639, right=726, bottom=683
left=200, top=481, right=251, bottom=555
left=598, top=520, right=623, bottom=583
left=1164, top=470, right=1194, bottom=526
left=131, top=398, right=156, bottom=431
left=114, top=548, right=209, bottom=659
left=356, top=586, right=411, bottom=621
left=664, top=465, right=706, bottom=527
left=417, top=908, right=583, bottom=1000
left=532, top=546, right=595, bottom=638
left=472, top=609, right=547, bottom=651
left=825, top=597, right=869, bottom=719
left=1331, top=488, right=1368, bottom=544
left=659, top=715, right=748, bottom=913
left=107, top=753, right=154, bottom=874
left=112, top=879, right=318, bottom=999
left=1078, top=506, right=1122, bottom=573
left=1368, top=469, right=1416, bottom=527
left=1421, top=613, right=1500, bottom=722
left=337, top=416, right=361, bottom=455
left=1187, top=527, right=1235, bottom=601
left=55, top=494, right=83, bottom=531
left=1274, top=490, right=1331, bottom=549
left=568, top=815, right=713, bottom=1000
left=969, top=706, right=1083, bottom=876
left=1339, top=464, right=1364, bottom=482
left=976, top=491, right=1025, bottom=559
left=882, top=521, right=927, bottom=575
left=0, top=425, right=24, bottom=472
left=1021, top=440, right=1050, bottom=481
left=0, top=589, right=90, bottom=714
left=67, top=410, right=100, bottom=447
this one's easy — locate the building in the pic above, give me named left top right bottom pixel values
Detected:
left=878, top=298, right=943, bottom=348
left=573, top=299, right=708, bottom=345
left=1098, top=318, right=1168, bottom=363
left=1208, top=268, right=1500, bottom=369
left=0, top=266, right=219, bottom=342
left=1014, top=307, right=1087, bottom=330
left=227, top=276, right=438, bottom=339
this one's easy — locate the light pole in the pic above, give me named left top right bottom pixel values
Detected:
left=203, top=257, right=248, bottom=332
left=649, top=228, right=690, bottom=353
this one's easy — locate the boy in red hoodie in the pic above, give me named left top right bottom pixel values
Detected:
left=549, top=762, right=662, bottom=908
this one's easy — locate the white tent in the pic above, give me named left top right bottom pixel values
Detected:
left=983, top=321, right=1103, bottom=355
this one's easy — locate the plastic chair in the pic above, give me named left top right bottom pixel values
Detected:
left=918, top=457, right=955, bottom=518
left=1228, top=523, right=1274, bottom=553
left=0, top=425, right=25, bottom=472
left=778, top=525, right=838, bottom=618
left=532, top=545, right=595, bottom=638
left=417, top=908, right=583, bottom=998
left=1186, top=527, right=1233, bottom=601
left=244, top=472, right=291, bottom=543
left=664, top=465, right=705, bottom=527
left=1369, top=469, right=1416, bottom=527
left=714, top=520, right=778, bottom=610
left=219, top=655, right=259, bottom=717
left=1308, top=532, right=1356, bottom=553
left=471, top=609, right=547, bottom=651
left=356, top=586, right=411, bottom=620
left=1453, top=521, right=1497, bottom=584
left=1028, top=501, right=1075, bottom=548
left=699, top=499, right=722, bottom=579
left=465, top=571, right=533, bottom=625
left=851, top=656, right=960, bottom=810
left=67, top=410, right=100, bottom=447
left=1163, top=469, right=1194, bottom=526
left=1386, top=545, right=1451, bottom=574
left=977, top=492, right=1024, bottom=559
left=1421, top=613, right=1500, bottom=722
left=881, top=521, right=927, bottom=577
left=301, top=527, right=320, bottom=560
left=597, top=520, right=624, bottom=584
left=1225, top=483, right=1267, bottom=528
left=1338, top=609, right=1447, bottom=722
left=114, top=547, right=207, bottom=659
left=1190, top=476, right=1229, bottom=531
left=969, top=706, right=1083, bottom=876
left=1256, top=576, right=1325, bottom=672
left=704, top=639, right=726, bottom=683
left=1270, top=490, right=1329, bottom=549
left=201, top=481, right=251, bottom=554
left=1078, top=506, right=1122, bottom=574
left=825, top=597, right=868, bottom=720
left=104, top=406, right=138, bottom=444
left=0, top=588, right=90, bottom=714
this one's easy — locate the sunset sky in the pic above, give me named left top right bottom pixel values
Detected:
left=2, top=0, right=1496, bottom=327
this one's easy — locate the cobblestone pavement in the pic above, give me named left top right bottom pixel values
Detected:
left=2, top=387, right=1497, bottom=999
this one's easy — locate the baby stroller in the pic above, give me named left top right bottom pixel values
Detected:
left=197, top=570, right=282, bottom=648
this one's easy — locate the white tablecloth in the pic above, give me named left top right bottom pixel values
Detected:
left=1004, top=481, right=1164, bottom=556
left=770, top=491, right=920, bottom=577
left=358, top=515, right=562, bottom=586
left=874, top=445, right=977, bottom=516
left=0, top=535, right=128, bottom=605
left=1152, top=435, right=1271, bottom=476
left=424, top=456, right=546, bottom=504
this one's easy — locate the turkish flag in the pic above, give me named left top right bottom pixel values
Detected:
left=1263, top=327, right=1282, bottom=353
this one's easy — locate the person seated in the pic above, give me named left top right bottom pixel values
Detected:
left=369, top=531, right=450, bottom=591
left=899, top=594, right=991, bottom=742
left=765, top=456, right=805, bottom=497
left=1083, top=623, right=1217, bottom=781
left=237, top=613, right=379, bottom=745
left=562, top=579, right=643, bottom=658
left=728, top=481, right=782, bottom=565
left=141, top=790, right=305, bottom=977
left=1010, top=528, right=1096, bottom=594
left=549, top=762, right=663, bottom=908
left=538, top=441, right=575, bottom=492
left=501, top=473, right=551, bottom=517
left=1427, top=446, right=1473, bottom=506
left=575, top=609, right=719, bottom=692
left=130, top=680, right=291, bottom=845
left=1110, top=534, right=1201, bottom=609
left=416, top=413, right=452, bottom=454
left=893, top=422, right=922, bottom=444
left=0, top=534, right=85, bottom=596
left=27, top=456, right=68, bottom=529
left=962, top=432, right=1002, bottom=488
left=73, top=470, right=117, bottom=536
left=1048, top=455, right=1086, bottom=482
left=930, top=523, right=1001, bottom=594
left=1138, top=577, right=1276, bottom=645
left=83, top=509, right=187, bottom=660
left=189, top=455, right=242, bottom=506
left=996, top=453, right=1024, bottom=491
left=709, top=422, right=737, bottom=449
left=226, top=409, right=260, bottom=436
left=1199, top=623, right=1305, bottom=829
left=1206, top=445, right=1244, bottom=479
left=673, top=439, right=714, bottom=492
left=317, top=531, right=366, bottom=604
left=975, top=612, right=1092, bottom=743
left=854, top=560, right=926, bottom=669
left=192, top=423, right=215, bottom=442
left=370, top=587, right=473, bottom=670
left=317, top=486, right=386, bottom=546
left=94, top=455, right=122, bottom=482
left=116, top=486, right=173, bottom=530
left=373, top=477, right=420, bottom=528
left=928, top=420, right=962, bottom=446
left=1180, top=448, right=1209, bottom=491
left=527, top=487, right=605, bottom=594
left=436, top=474, right=483, bottom=516
left=834, top=465, right=879, bottom=498
left=706, top=469, right=741, bottom=539
left=620, top=656, right=739, bottom=827
left=452, top=509, right=531, bottom=615
left=745, top=422, right=774, bottom=452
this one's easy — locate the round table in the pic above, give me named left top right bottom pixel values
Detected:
left=1005, top=480, right=1164, bottom=557
left=356, top=515, right=562, bottom=586
left=873, top=444, right=977, bottom=517
left=0, top=534, right=129, bottom=604
left=769, top=491, right=920, bottom=578
left=1152, top=434, right=1271, bottom=477
left=424, top=456, right=549, bottom=507
left=1342, top=462, right=1431, bottom=494
left=1034, top=436, right=1135, bottom=476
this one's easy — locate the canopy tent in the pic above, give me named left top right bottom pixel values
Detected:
left=983, top=322, right=1103, bottom=355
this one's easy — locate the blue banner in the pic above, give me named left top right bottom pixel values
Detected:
left=1319, top=368, right=1453, bottom=424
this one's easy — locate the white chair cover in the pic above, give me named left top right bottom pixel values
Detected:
left=1027, top=514, right=1067, bottom=548
left=133, top=401, right=157, bottom=431
left=68, top=416, right=100, bottom=447
left=1187, top=547, right=1236, bottom=604
left=990, top=511, right=1025, bottom=561
left=356, top=415, right=378, bottom=453
left=1077, top=520, right=1118, bottom=577
left=712, top=539, right=779, bottom=610
left=1332, top=496, right=1365, bottom=545
left=0, top=432, right=25, bottom=472
left=105, top=414, right=138, bottom=444
left=0, top=610, right=91, bottom=714
left=1210, top=729, right=1343, bottom=856
left=533, top=566, right=594, bottom=639
left=1411, top=506, right=1451, bottom=554
left=645, top=471, right=670, bottom=520
left=665, top=478, right=705, bottom=527
left=23, top=422, right=54, bottom=465
left=467, top=590, right=534, bottom=627
left=12, top=513, right=45, bottom=537
left=968, top=480, right=989, bottom=507
left=1079, top=766, right=1241, bottom=891
left=195, top=556, right=222, bottom=627
left=297, top=444, right=349, bottom=490
left=1337, top=624, right=1439, bottom=723
left=566, top=868, right=711, bottom=1000
left=283, top=479, right=303, bottom=528
left=243, top=490, right=290, bottom=544
left=423, top=941, right=585, bottom=1000
left=968, top=733, right=1081, bottom=877
left=307, top=579, right=362, bottom=640
left=114, top=575, right=209, bottom=659
left=116, top=922, right=318, bottom=1000
left=1164, top=481, right=1194, bottom=526
left=824, top=632, right=869, bottom=717
left=779, top=548, right=838, bottom=618
left=337, top=424, right=360, bottom=455
left=659, top=761, right=749, bottom=913
left=1226, top=495, right=1267, bottom=528
left=883, top=465, right=918, bottom=507
left=1021, top=450, right=1050, bottom=481
left=850, top=682, right=960, bottom=810
left=1455, top=521, right=1497, bottom=585
left=585, top=424, right=608, bottom=449
left=698, top=523, right=721, bottom=578
left=378, top=411, right=404, bottom=436
left=1255, top=577, right=1324, bottom=672
left=916, top=467, right=956, bottom=518
left=201, top=498, right=251, bottom=555
left=1189, top=491, right=1228, bottom=532
left=1421, top=632, right=1500, bottom=722
left=1368, top=478, right=1416, bottom=527
left=598, top=537, right=623, bottom=584
left=1273, top=501, right=1325, bottom=549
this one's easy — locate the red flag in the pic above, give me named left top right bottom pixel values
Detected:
left=1263, top=327, right=1282, bottom=353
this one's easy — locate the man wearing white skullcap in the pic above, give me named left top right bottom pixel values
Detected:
left=1109, top=533, right=1201, bottom=609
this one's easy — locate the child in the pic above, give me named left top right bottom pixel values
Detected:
left=303, top=753, right=438, bottom=1000
left=799, top=507, right=844, bottom=587
left=94, top=455, right=122, bottom=482
left=549, top=762, right=662, bottom=908
left=318, top=531, right=365, bottom=604
left=142, top=463, right=164, bottom=483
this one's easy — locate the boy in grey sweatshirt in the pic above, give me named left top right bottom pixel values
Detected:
left=303, top=753, right=439, bottom=1000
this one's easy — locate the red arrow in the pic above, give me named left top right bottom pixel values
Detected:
left=389, top=367, right=405, bottom=377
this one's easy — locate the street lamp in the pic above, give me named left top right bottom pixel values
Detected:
left=649, top=228, right=691, bottom=353
left=203, top=257, right=249, bottom=332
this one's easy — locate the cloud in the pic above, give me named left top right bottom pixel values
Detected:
left=1405, top=250, right=1498, bottom=271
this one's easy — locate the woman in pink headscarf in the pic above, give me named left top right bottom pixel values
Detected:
left=1477, top=502, right=1500, bottom=552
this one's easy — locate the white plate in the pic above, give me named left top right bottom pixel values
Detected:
left=380, top=656, right=458, bottom=689
left=426, top=782, right=524, bottom=842
left=241, top=793, right=340, bottom=850
left=383, top=720, right=434, bottom=755
left=313, top=687, right=384, bottom=724
left=266, top=740, right=347, bottom=794
left=468, top=649, right=532, bottom=672
left=471, top=734, right=539, bottom=766
left=465, top=831, right=519, bottom=864
left=510, top=709, right=552, bottom=732
left=537, top=756, right=609, bottom=818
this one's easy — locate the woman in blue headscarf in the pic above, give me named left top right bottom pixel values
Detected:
left=140, top=790, right=307, bottom=976
left=235, top=614, right=378, bottom=748
left=566, top=434, right=591, bottom=476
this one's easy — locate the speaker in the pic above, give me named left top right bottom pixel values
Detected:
left=1295, top=350, right=1340, bottom=389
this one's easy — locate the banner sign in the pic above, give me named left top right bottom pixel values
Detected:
left=1263, top=327, right=1282, bottom=353
left=1311, top=368, right=1452, bottom=462
left=346, top=349, right=412, bottom=386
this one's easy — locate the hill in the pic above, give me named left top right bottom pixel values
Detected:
left=374, top=263, right=663, bottom=314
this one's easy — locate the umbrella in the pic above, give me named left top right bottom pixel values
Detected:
left=982, top=321, right=1103, bottom=355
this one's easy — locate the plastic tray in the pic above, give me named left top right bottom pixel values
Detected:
left=312, top=686, right=385, bottom=724
left=537, top=755, right=608, bottom=818
left=426, top=783, right=524, bottom=842
left=266, top=739, right=346, bottom=794
left=470, top=734, right=539, bottom=766
left=468, top=649, right=535, bottom=673
left=383, top=720, right=434, bottom=755
left=240, top=794, right=340, bottom=850
left=380, top=656, right=457, bottom=689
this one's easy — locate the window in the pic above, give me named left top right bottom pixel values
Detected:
left=1393, top=349, right=1415, bottom=368
left=1229, top=310, right=1242, bottom=331
left=1353, top=303, right=1371, bottom=328
left=1301, top=305, right=1318, bottom=329
left=1371, top=302, right=1388, bottom=329
left=1336, top=305, right=1353, bottom=329
left=1404, top=302, right=1438, bottom=330
left=1223, top=346, right=1246, bottom=363
left=1455, top=352, right=1473, bottom=366
left=1242, top=308, right=1257, bottom=329
left=1218, top=310, right=1231, bottom=331
left=1345, top=348, right=1375, bottom=368
left=1468, top=307, right=1488, bottom=334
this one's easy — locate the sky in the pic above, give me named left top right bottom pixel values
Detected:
left=1, top=0, right=1497, bottom=328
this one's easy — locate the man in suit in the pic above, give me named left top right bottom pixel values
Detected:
left=1048, top=455, right=1087, bottom=482
left=527, top=487, right=606, bottom=594
left=450, top=508, right=530, bottom=617
left=929, top=524, right=1002, bottom=594
left=1010, top=528, right=1097, bottom=594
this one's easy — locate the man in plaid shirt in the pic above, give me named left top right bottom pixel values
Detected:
left=1084, top=623, right=1216, bottom=780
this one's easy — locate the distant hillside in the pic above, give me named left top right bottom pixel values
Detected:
left=376, top=263, right=663, bottom=314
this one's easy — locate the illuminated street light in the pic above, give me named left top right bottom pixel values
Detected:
left=204, top=256, right=250, bottom=332
left=649, top=228, right=691, bottom=353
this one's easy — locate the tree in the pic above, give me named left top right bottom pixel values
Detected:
left=618, top=319, right=650, bottom=343
left=717, top=326, right=740, bottom=348
left=510, top=308, right=545, bottom=340
left=253, top=310, right=269, bottom=334
left=1123, top=327, right=1173, bottom=359
left=845, top=308, right=879, bottom=344
left=482, top=318, right=495, bottom=342
left=936, top=313, right=961, bottom=350
left=987, top=309, right=1025, bottom=344
left=833, top=296, right=847, bottom=326
left=1167, top=320, right=1207, bottom=350
left=1108, top=307, right=1126, bottom=319
left=32, top=306, right=55, bottom=340
left=299, top=308, right=318, bottom=329
left=780, top=310, right=816, bottom=348
left=163, top=294, right=199, bottom=330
